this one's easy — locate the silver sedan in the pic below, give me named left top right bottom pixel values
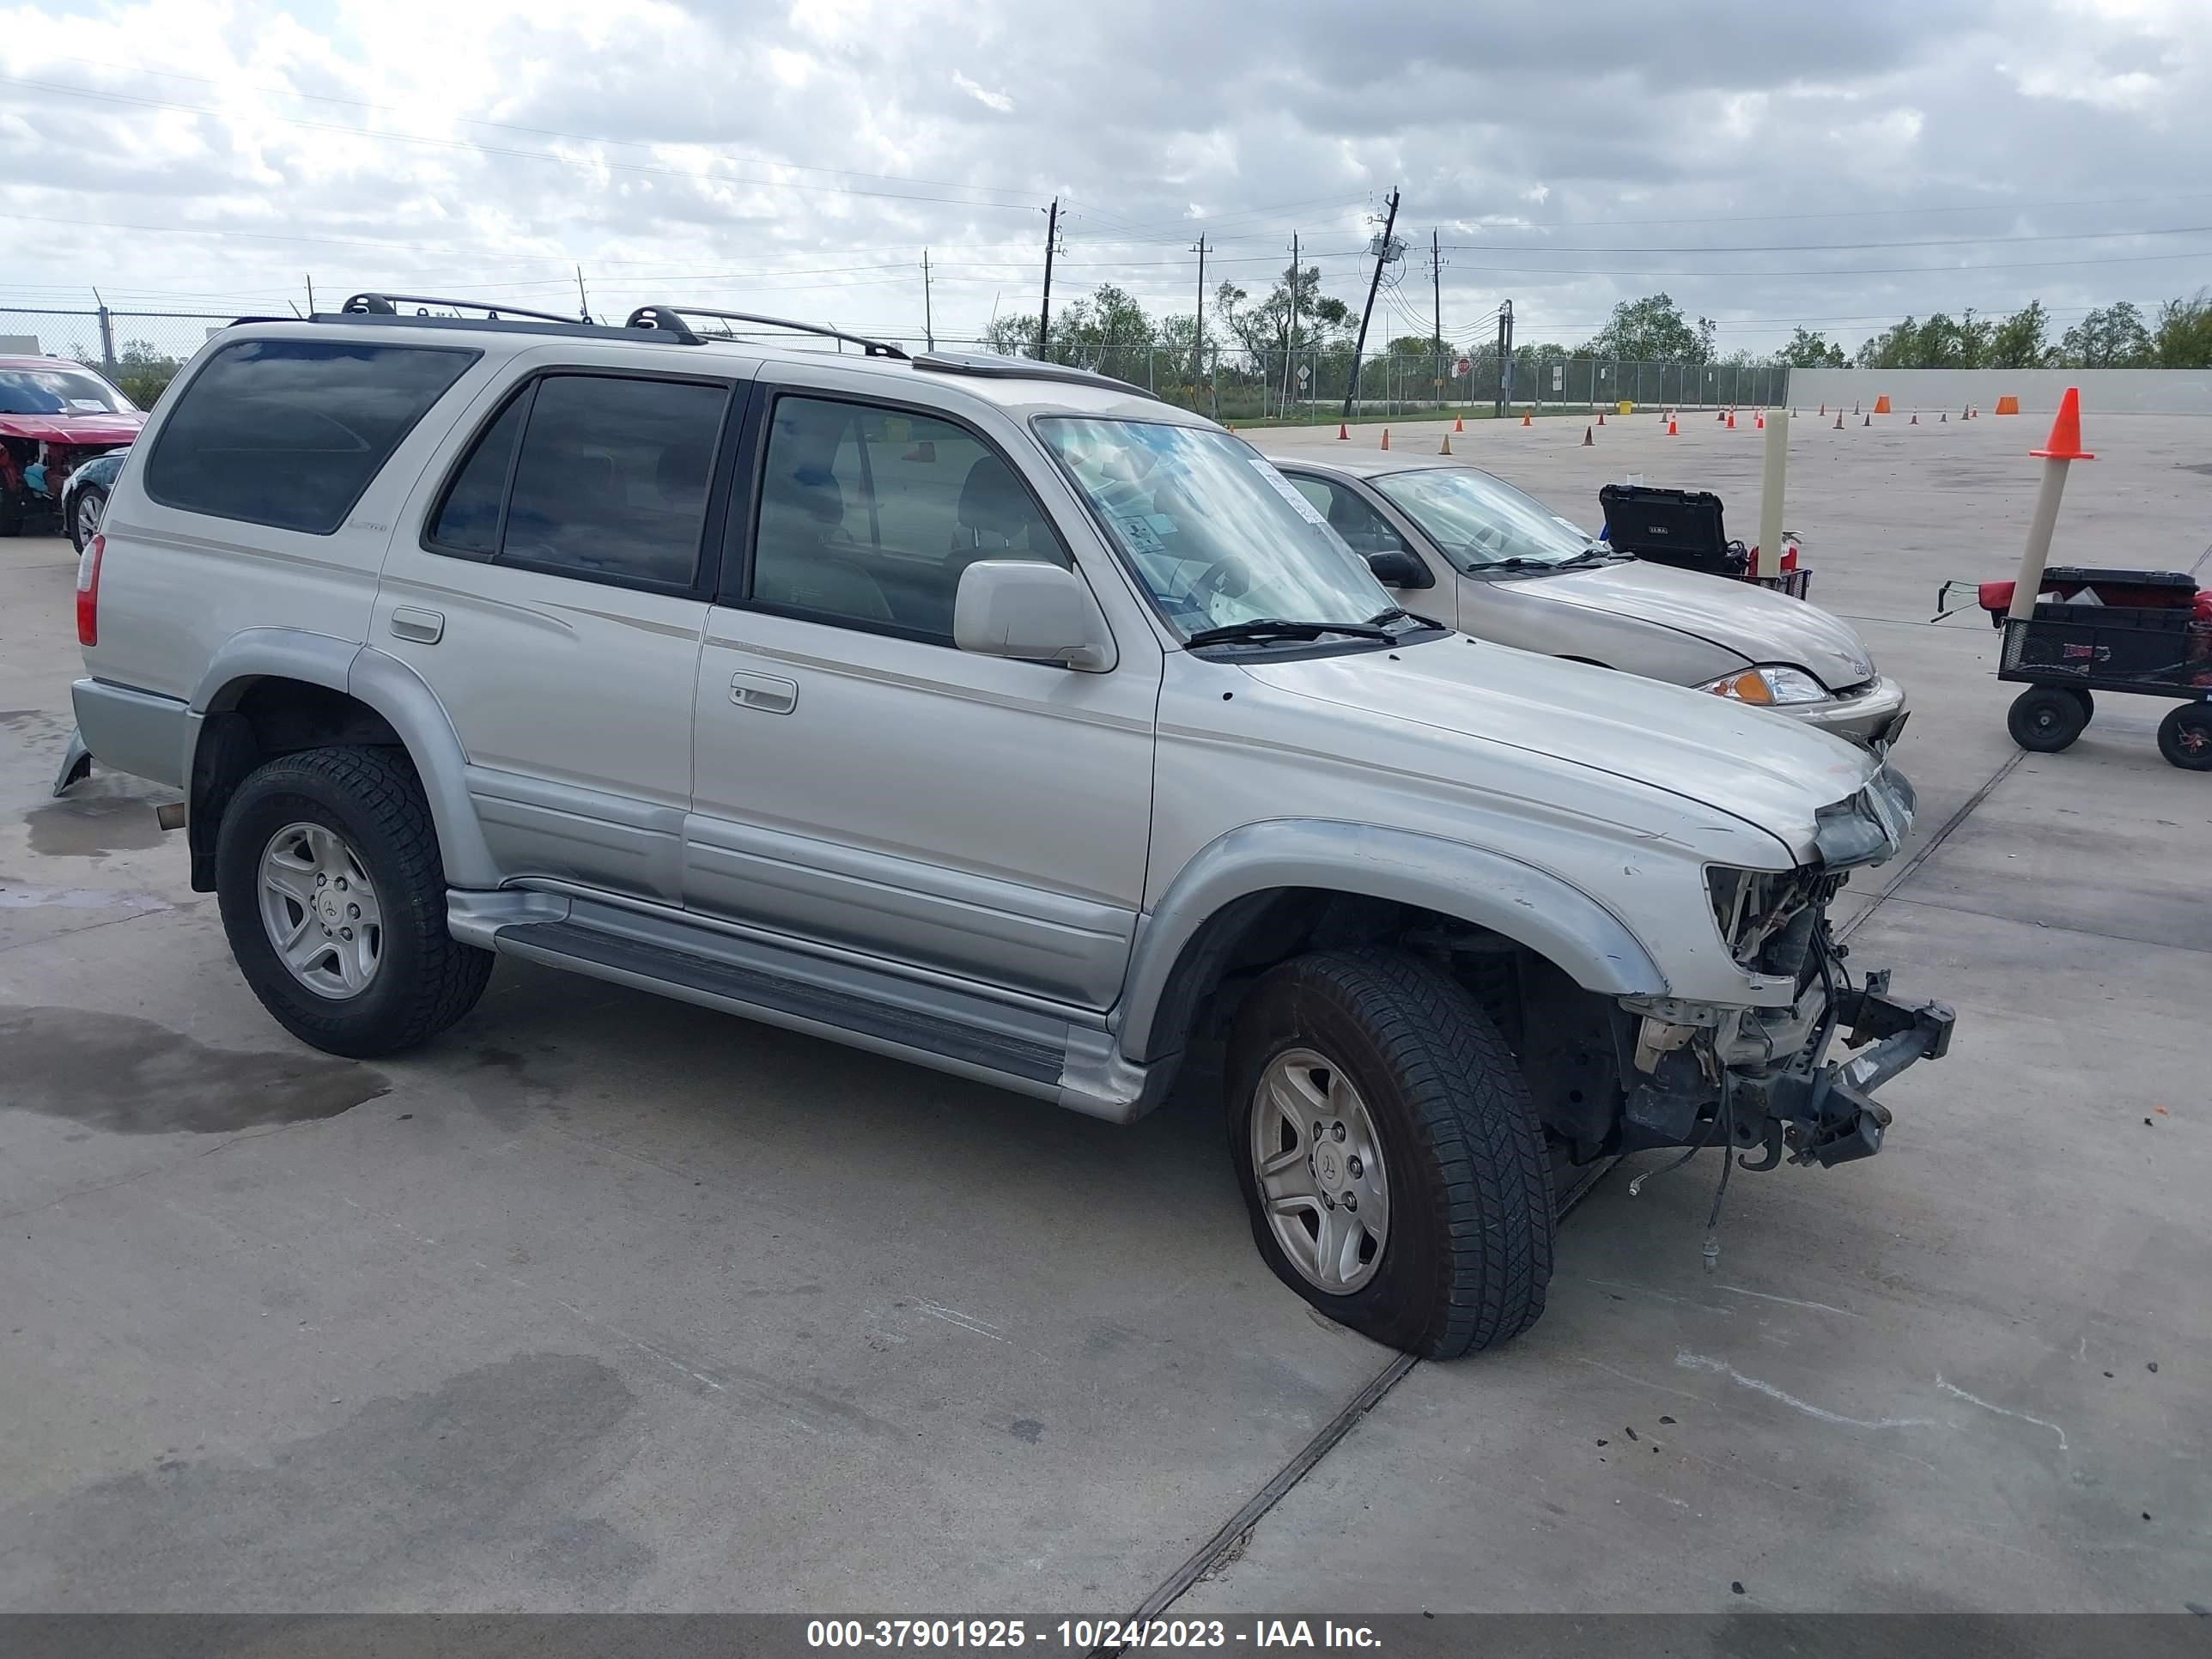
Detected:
left=1267, top=453, right=1909, bottom=748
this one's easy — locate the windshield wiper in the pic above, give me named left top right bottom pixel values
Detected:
left=1186, top=617, right=1395, bottom=647
left=1367, top=606, right=1444, bottom=630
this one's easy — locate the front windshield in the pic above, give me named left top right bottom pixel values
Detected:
left=0, top=366, right=135, bottom=416
left=1373, top=466, right=1601, bottom=571
left=1036, top=416, right=1398, bottom=641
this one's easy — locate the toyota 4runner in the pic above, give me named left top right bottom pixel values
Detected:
left=64, top=295, right=1954, bottom=1358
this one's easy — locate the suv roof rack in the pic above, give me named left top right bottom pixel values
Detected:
left=342, top=292, right=586, bottom=326
left=625, top=305, right=908, bottom=359
left=911, top=350, right=1158, bottom=401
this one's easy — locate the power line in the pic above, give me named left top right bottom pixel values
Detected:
left=1437, top=225, right=2212, bottom=256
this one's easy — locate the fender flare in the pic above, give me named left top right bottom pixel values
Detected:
left=1118, top=818, right=1668, bottom=1063
left=185, top=629, right=498, bottom=888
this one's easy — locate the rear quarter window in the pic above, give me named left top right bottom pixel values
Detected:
left=144, top=339, right=477, bottom=534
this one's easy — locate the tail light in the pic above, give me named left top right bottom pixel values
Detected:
left=76, top=533, right=104, bottom=647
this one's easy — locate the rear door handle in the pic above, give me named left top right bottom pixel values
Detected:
left=730, top=671, right=799, bottom=714
left=390, top=607, right=445, bottom=644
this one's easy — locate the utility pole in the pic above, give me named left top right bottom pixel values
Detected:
left=1191, top=234, right=1208, bottom=388
left=1340, top=186, right=1400, bottom=421
left=1279, top=232, right=1299, bottom=420
left=1037, top=198, right=1060, bottom=359
left=922, top=249, right=935, bottom=351
left=575, top=264, right=590, bottom=323
left=1431, top=228, right=1443, bottom=412
left=1495, top=299, right=1515, bottom=420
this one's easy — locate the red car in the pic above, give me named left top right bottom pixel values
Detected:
left=0, top=356, right=145, bottom=536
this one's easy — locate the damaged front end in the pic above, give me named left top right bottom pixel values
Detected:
left=1617, top=763, right=1953, bottom=1174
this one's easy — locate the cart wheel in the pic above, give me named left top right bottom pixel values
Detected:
left=2063, top=687, right=2094, bottom=723
left=2157, top=704, right=2212, bottom=771
left=2008, top=686, right=2088, bottom=753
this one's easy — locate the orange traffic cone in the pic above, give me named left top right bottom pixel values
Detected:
left=1454, top=415, right=1465, bottom=433
left=1725, top=411, right=1736, bottom=428
left=1873, top=394, right=1892, bottom=415
left=1717, top=408, right=1727, bottom=422
left=1754, top=410, right=1765, bottom=429
left=1380, top=428, right=1390, bottom=450
left=1909, top=412, right=1918, bottom=425
left=1226, top=422, right=1235, bottom=432
left=1833, top=411, right=1844, bottom=430
left=1439, top=433, right=1453, bottom=456
left=1337, top=422, right=1349, bottom=440
left=2031, top=386, right=2094, bottom=461
left=1819, top=402, right=1826, bottom=416
left=1520, top=410, right=1533, bottom=428
left=1596, top=410, right=1606, bottom=426
left=1853, top=401, right=1862, bottom=416
left=1581, top=424, right=1594, bottom=447
left=1962, top=404, right=1971, bottom=421
left=1863, top=413, right=1872, bottom=427
left=1940, top=411, right=1948, bottom=422
left=1666, top=416, right=1679, bottom=436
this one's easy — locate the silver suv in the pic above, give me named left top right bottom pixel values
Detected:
left=65, top=296, right=1953, bottom=1358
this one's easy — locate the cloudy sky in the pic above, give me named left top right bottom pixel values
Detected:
left=0, top=0, right=2205, bottom=359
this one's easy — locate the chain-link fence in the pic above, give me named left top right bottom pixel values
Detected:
left=1, top=306, right=1793, bottom=426
left=1, top=307, right=240, bottom=408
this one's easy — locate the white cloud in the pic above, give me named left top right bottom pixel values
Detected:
left=951, top=71, right=1013, bottom=114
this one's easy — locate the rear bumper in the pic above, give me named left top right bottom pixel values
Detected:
left=1778, top=674, right=1911, bottom=748
left=70, top=677, right=189, bottom=788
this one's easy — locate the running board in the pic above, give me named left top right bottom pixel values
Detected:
left=468, top=894, right=1154, bottom=1122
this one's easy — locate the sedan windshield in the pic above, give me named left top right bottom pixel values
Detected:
left=0, top=366, right=136, bottom=416
left=1036, top=416, right=1400, bottom=643
left=1373, top=466, right=1605, bottom=571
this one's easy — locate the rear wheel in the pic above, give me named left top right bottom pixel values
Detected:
left=216, top=746, right=491, bottom=1056
left=1225, top=948, right=1554, bottom=1358
left=2063, top=686, right=2094, bottom=722
left=2157, top=703, right=2212, bottom=771
left=2008, top=685, right=2088, bottom=752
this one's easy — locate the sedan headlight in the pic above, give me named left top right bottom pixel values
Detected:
left=1699, top=665, right=1830, bottom=706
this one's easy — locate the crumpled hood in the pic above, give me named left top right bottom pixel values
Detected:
left=0, top=410, right=146, bottom=448
left=1238, top=634, right=1882, bottom=860
left=1525, top=558, right=1879, bottom=690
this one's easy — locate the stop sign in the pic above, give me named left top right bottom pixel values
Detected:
left=1455, top=356, right=1472, bottom=376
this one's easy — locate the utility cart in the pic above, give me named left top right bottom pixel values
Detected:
left=1598, top=482, right=1810, bottom=599
left=1959, top=568, right=2212, bottom=770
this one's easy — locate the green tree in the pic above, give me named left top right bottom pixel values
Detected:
left=1778, top=326, right=1847, bottom=368
left=110, top=339, right=183, bottom=408
left=1583, top=293, right=1712, bottom=363
left=1214, top=265, right=1352, bottom=362
left=1984, top=301, right=2056, bottom=368
left=1855, top=312, right=1991, bottom=369
left=2151, top=289, right=2212, bottom=368
left=2059, top=302, right=2153, bottom=368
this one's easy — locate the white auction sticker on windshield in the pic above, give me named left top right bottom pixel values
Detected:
left=1117, top=514, right=1166, bottom=553
left=68, top=399, right=107, bottom=411
left=1249, top=459, right=1329, bottom=526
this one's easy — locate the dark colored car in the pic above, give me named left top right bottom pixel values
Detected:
left=61, top=447, right=129, bottom=550
left=0, top=356, right=145, bottom=537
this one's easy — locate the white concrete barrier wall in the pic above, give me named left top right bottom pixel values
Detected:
left=1783, top=368, right=2212, bottom=416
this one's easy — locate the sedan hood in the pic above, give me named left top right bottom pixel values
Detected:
left=0, top=410, right=146, bottom=447
left=1525, top=558, right=1879, bottom=691
left=1238, top=634, right=1883, bottom=861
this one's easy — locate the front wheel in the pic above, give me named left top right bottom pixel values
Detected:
left=2158, top=703, right=2212, bottom=771
left=1226, top=948, right=1554, bottom=1358
left=216, top=746, right=492, bottom=1057
left=2008, top=685, right=2088, bottom=752
left=70, top=485, right=107, bottom=552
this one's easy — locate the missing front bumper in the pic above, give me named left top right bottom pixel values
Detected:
left=1620, top=975, right=1954, bottom=1169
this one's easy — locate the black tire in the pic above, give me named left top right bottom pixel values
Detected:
left=216, top=745, right=492, bottom=1057
left=69, top=485, right=106, bottom=553
left=2007, top=685, right=2087, bottom=753
left=2157, top=703, right=2212, bottom=771
left=1225, top=947, right=1554, bottom=1358
left=2063, top=686, right=2094, bottom=722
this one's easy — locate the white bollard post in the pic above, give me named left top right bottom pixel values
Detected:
left=2005, top=387, right=2093, bottom=622
left=1756, top=408, right=1789, bottom=581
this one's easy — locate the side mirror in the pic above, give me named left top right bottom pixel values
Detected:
left=1365, top=548, right=1430, bottom=589
left=954, top=560, right=1114, bottom=671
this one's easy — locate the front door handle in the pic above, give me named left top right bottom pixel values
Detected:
left=390, top=607, right=445, bottom=644
left=730, top=671, right=799, bottom=714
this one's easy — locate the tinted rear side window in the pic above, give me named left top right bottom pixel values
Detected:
left=145, top=340, right=476, bottom=534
